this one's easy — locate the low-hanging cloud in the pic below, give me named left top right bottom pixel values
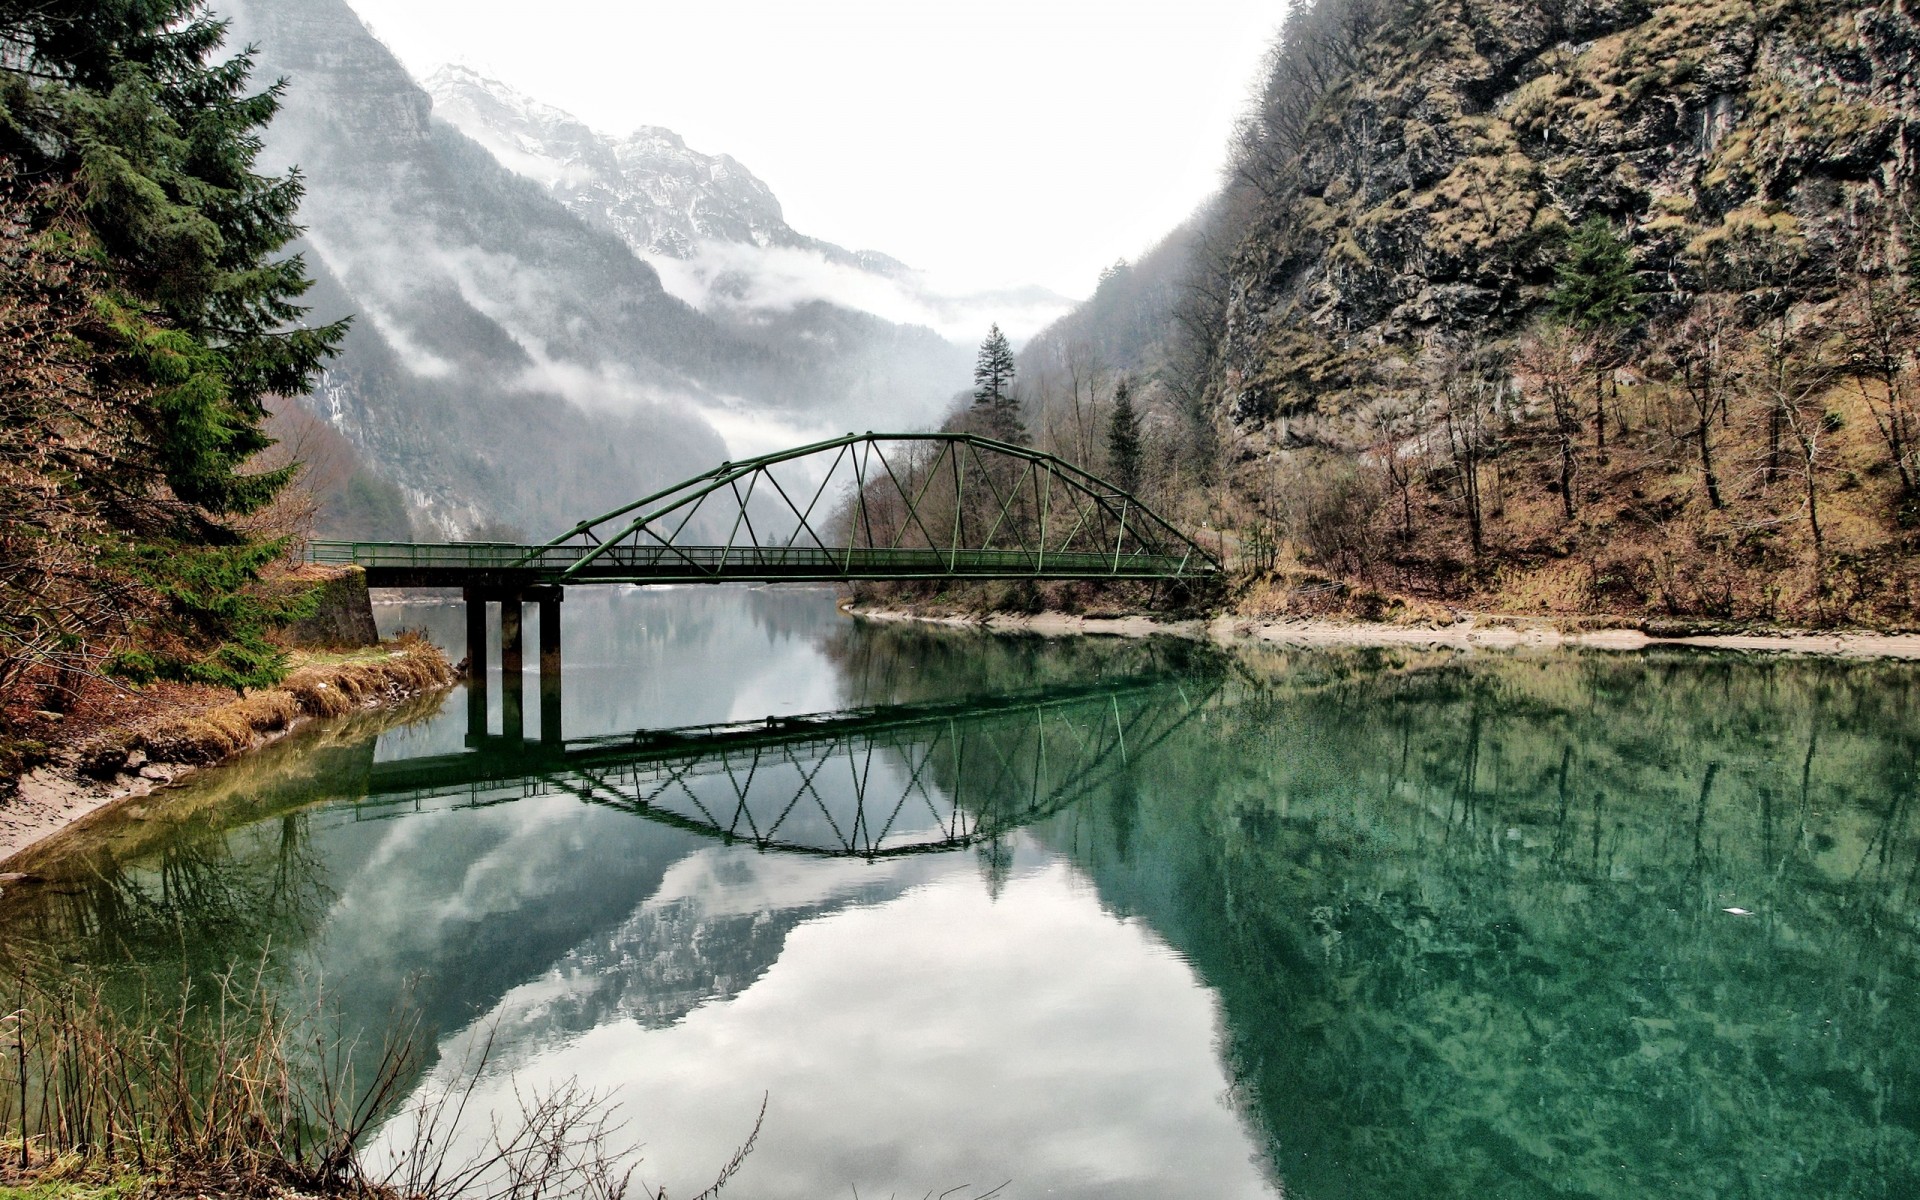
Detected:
left=647, top=240, right=1075, bottom=345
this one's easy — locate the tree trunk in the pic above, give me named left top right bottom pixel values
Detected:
left=1465, top=461, right=1484, bottom=557
left=1804, top=450, right=1823, bottom=552
left=1593, top=368, right=1607, bottom=454
left=1559, top=433, right=1576, bottom=522
left=1766, top=405, right=1784, bottom=484
left=1696, top=415, right=1723, bottom=508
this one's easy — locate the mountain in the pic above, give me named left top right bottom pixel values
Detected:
left=225, top=0, right=972, bottom=538
left=1016, top=0, right=1920, bottom=627
left=1206, top=0, right=1920, bottom=431
left=424, top=67, right=1074, bottom=347
left=426, top=64, right=899, bottom=273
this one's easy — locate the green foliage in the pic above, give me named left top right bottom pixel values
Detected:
left=1551, top=215, right=1643, bottom=332
left=1106, top=375, right=1143, bottom=495
left=106, top=539, right=318, bottom=689
left=0, top=0, right=346, bottom=699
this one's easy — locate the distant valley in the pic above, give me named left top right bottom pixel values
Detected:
left=228, top=0, right=1069, bottom=538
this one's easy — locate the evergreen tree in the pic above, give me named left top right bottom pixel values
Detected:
left=0, top=0, right=345, bottom=693
left=971, top=323, right=1025, bottom=443
left=1551, top=216, right=1641, bottom=333
left=1106, top=375, right=1143, bottom=495
left=1551, top=216, right=1640, bottom=452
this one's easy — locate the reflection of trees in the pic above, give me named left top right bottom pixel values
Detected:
left=10, top=812, right=336, bottom=1010
left=0, top=701, right=436, bottom=1007
left=822, top=615, right=1223, bottom=709
left=1039, top=647, right=1920, bottom=1199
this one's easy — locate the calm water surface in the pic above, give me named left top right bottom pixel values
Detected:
left=6, top=585, right=1919, bottom=1198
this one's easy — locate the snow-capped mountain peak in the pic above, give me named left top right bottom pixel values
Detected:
left=422, top=65, right=1073, bottom=343
left=427, top=65, right=835, bottom=263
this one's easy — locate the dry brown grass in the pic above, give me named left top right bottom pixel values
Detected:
left=1, top=956, right=759, bottom=1200
left=1223, top=340, right=1920, bottom=632
left=70, top=645, right=455, bottom=776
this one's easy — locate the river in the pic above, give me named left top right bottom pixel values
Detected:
left=5, top=585, right=1918, bottom=1198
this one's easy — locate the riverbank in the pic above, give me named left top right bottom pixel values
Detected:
left=845, top=603, right=1920, bottom=659
left=0, top=639, right=456, bottom=867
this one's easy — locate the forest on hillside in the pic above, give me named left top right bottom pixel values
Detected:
left=994, top=0, right=1920, bottom=628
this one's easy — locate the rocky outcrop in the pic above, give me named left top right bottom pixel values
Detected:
left=1216, top=0, right=1920, bottom=432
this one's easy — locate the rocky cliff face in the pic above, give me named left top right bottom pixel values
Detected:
left=1216, top=0, right=1920, bottom=435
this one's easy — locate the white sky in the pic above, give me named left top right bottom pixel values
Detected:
left=343, top=0, right=1284, bottom=298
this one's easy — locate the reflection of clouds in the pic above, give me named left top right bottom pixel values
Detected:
left=323, top=794, right=601, bottom=939
left=377, top=858, right=1277, bottom=1200
left=644, top=845, right=911, bottom=921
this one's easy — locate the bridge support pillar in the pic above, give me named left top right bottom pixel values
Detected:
left=500, top=596, right=524, bottom=747
left=536, top=589, right=563, bottom=746
left=463, top=588, right=488, bottom=747
left=455, top=584, right=563, bottom=751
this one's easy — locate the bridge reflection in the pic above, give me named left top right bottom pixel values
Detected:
left=363, top=676, right=1218, bottom=858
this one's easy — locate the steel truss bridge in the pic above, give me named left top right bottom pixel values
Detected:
left=309, top=433, right=1220, bottom=589
left=306, top=434, right=1222, bottom=744
left=353, top=676, right=1218, bottom=860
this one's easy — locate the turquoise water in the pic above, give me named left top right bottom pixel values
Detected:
left=5, top=586, right=1918, bottom=1198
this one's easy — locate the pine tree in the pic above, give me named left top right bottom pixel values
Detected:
left=0, top=1, right=345, bottom=692
left=971, top=323, right=1025, bottom=443
left=1551, top=216, right=1640, bottom=452
left=1106, top=376, right=1143, bottom=495
left=1551, top=216, right=1641, bottom=333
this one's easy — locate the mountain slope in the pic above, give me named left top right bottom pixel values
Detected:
left=1214, top=0, right=1918, bottom=428
left=425, top=67, right=1073, bottom=345
left=427, top=64, right=900, bottom=272
left=226, top=0, right=971, bottom=536
left=1016, top=0, right=1920, bottom=626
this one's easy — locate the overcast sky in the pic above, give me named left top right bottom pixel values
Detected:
left=343, top=0, right=1284, bottom=298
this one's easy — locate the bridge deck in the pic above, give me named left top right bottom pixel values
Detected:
left=311, top=541, right=1213, bottom=587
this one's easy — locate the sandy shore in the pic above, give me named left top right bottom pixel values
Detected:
left=0, top=761, right=192, bottom=874
left=848, top=604, right=1920, bottom=659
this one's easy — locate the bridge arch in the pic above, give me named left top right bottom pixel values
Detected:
left=516, top=432, right=1220, bottom=583
left=308, top=436, right=1222, bottom=743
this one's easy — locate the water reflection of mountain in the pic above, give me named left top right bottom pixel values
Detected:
left=1022, top=646, right=1920, bottom=1200
left=12, top=602, right=1920, bottom=1200
left=444, top=849, right=948, bottom=1072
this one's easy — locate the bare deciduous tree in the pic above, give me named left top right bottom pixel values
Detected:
left=1842, top=280, right=1920, bottom=498
left=1663, top=297, right=1736, bottom=508
left=1516, top=323, right=1591, bottom=521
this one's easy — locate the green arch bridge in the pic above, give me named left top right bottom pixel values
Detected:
left=309, top=432, right=1219, bottom=588
left=305, top=434, right=1220, bottom=744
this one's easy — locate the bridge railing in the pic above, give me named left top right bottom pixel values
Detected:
left=309, top=540, right=1210, bottom=578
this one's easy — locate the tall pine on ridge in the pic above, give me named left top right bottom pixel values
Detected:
left=971, top=323, right=1025, bottom=444
left=1551, top=216, right=1641, bottom=452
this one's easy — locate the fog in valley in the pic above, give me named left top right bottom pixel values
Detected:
left=224, top=0, right=1276, bottom=540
